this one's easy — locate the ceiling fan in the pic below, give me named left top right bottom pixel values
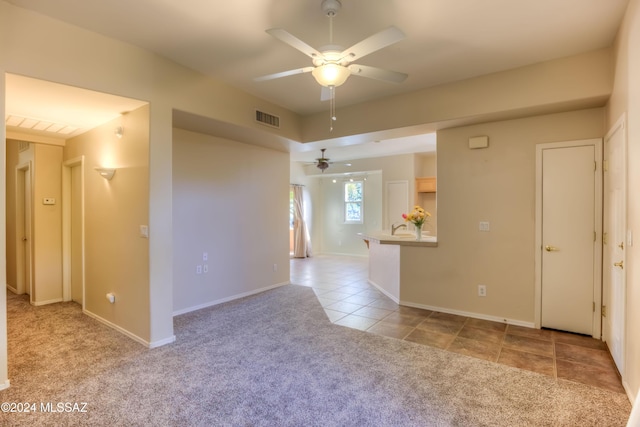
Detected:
left=306, top=148, right=351, bottom=172
left=255, top=0, right=408, bottom=128
left=314, top=148, right=332, bottom=172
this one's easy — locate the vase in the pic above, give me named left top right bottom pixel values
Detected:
left=415, top=224, right=422, bottom=241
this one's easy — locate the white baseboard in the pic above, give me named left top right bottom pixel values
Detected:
left=399, top=300, right=536, bottom=328
left=316, top=251, right=369, bottom=258
left=32, top=297, right=63, bottom=306
left=367, top=280, right=399, bottom=304
left=0, top=379, right=10, bottom=391
left=149, top=335, right=176, bottom=349
left=172, top=281, right=291, bottom=317
left=623, top=379, right=635, bottom=404
left=83, top=309, right=154, bottom=348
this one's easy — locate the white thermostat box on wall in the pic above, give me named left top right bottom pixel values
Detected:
left=469, top=136, right=489, bottom=149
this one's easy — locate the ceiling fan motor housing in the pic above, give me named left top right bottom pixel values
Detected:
left=321, top=0, right=341, bottom=17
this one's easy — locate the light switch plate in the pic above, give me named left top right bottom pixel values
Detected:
left=479, top=221, right=490, bottom=232
left=139, top=225, right=149, bottom=238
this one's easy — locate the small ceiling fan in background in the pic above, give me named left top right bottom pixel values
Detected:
left=255, top=0, right=408, bottom=129
left=306, top=148, right=352, bottom=172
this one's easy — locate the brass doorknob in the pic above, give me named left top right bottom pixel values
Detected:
left=614, top=260, right=624, bottom=269
left=545, top=245, right=559, bottom=252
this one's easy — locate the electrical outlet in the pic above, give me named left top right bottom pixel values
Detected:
left=203, top=252, right=208, bottom=261
left=478, top=284, right=487, bottom=297
left=196, top=265, right=202, bottom=274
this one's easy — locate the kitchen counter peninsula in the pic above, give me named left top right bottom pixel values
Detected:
left=358, top=231, right=437, bottom=302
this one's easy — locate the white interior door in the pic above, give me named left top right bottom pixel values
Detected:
left=603, top=117, right=626, bottom=374
left=386, top=181, right=408, bottom=230
left=540, top=143, right=599, bottom=336
left=16, top=163, right=33, bottom=299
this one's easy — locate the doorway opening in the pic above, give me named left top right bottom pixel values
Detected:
left=14, top=161, right=33, bottom=302
left=62, top=157, right=85, bottom=307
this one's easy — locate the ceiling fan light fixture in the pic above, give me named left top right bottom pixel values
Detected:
left=312, top=64, right=350, bottom=87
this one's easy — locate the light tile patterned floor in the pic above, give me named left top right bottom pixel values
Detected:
left=290, top=254, right=625, bottom=394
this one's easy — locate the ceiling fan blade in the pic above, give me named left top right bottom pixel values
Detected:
left=254, top=67, right=314, bottom=82
left=266, top=28, right=323, bottom=59
left=340, top=26, right=406, bottom=63
left=348, top=64, right=408, bottom=83
left=320, top=86, right=334, bottom=101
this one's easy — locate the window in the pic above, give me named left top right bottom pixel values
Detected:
left=344, top=180, right=363, bottom=223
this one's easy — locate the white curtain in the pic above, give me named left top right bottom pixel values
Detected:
left=292, top=185, right=311, bottom=258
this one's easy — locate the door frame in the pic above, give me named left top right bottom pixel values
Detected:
left=62, top=156, right=85, bottom=307
left=534, top=138, right=603, bottom=338
left=603, top=114, right=627, bottom=375
left=15, top=161, right=33, bottom=300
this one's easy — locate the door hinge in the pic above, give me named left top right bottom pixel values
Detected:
left=603, top=232, right=608, bottom=245
left=602, top=305, right=607, bottom=317
left=603, top=160, right=609, bottom=172
left=594, top=231, right=596, bottom=242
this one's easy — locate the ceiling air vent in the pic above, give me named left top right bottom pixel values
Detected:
left=255, top=110, right=280, bottom=129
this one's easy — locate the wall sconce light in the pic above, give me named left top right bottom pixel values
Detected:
left=95, top=167, right=116, bottom=181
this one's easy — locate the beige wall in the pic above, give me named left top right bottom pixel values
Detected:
left=607, top=0, right=640, bottom=401
left=313, top=172, right=382, bottom=257
left=400, top=109, right=605, bottom=324
left=172, top=128, right=290, bottom=314
left=302, top=48, right=613, bottom=142
left=64, top=105, right=150, bottom=341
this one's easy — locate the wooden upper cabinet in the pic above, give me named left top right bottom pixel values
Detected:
left=416, top=177, right=436, bottom=193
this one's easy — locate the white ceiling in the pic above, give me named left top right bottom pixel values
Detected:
left=3, top=0, right=630, bottom=161
left=5, top=74, right=148, bottom=140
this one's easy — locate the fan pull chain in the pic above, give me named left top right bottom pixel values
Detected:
left=329, top=85, right=336, bottom=131
left=327, top=4, right=336, bottom=131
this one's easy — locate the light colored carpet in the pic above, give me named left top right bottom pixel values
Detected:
left=0, top=285, right=631, bottom=426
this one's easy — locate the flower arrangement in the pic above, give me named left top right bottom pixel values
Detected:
left=402, top=205, right=431, bottom=241
left=402, top=205, right=431, bottom=227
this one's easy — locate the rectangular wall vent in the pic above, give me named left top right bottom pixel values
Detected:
left=255, top=110, right=280, bottom=128
left=18, top=141, right=30, bottom=152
